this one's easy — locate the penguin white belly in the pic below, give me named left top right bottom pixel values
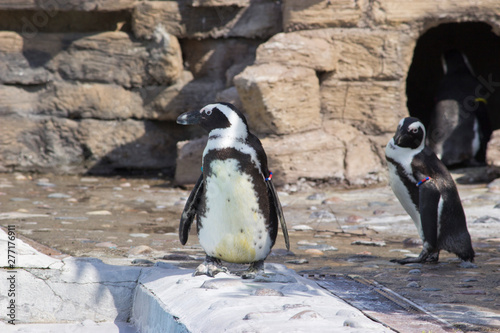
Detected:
left=387, top=163, right=424, bottom=240
left=199, top=158, right=272, bottom=263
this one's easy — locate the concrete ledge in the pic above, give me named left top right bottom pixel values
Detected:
left=1, top=227, right=391, bottom=332
left=131, top=264, right=391, bottom=333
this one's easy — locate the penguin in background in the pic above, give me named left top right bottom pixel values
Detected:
left=428, top=49, right=492, bottom=167
left=386, top=117, right=475, bottom=265
left=176, top=102, right=289, bottom=278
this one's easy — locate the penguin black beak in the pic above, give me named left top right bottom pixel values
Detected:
left=177, top=110, right=201, bottom=125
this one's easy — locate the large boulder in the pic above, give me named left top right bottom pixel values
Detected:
left=49, top=30, right=183, bottom=88
left=234, top=63, right=321, bottom=135
left=255, top=30, right=337, bottom=72
left=283, top=0, right=366, bottom=31
left=320, top=77, right=407, bottom=134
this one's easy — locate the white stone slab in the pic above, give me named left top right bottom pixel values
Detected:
left=132, top=264, right=392, bottom=333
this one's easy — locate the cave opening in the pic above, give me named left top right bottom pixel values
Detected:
left=406, top=22, right=500, bottom=132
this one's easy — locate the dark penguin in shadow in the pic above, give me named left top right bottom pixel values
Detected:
left=176, top=102, right=289, bottom=278
left=386, top=117, right=475, bottom=265
left=428, top=49, right=492, bottom=167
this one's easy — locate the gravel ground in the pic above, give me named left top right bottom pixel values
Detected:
left=0, top=168, right=499, bottom=332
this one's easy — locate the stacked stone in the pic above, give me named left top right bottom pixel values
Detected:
left=0, top=0, right=280, bottom=175
left=1, top=0, right=500, bottom=184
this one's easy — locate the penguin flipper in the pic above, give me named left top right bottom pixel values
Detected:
left=267, top=179, right=290, bottom=251
left=179, top=174, right=204, bottom=245
left=418, top=180, right=441, bottom=254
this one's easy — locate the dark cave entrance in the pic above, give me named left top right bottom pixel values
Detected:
left=406, top=22, right=500, bottom=131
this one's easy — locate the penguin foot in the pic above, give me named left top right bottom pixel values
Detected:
left=193, top=256, right=228, bottom=277
left=391, top=251, right=439, bottom=265
left=235, top=260, right=264, bottom=279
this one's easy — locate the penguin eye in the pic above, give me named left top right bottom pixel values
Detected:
left=205, top=109, right=212, bottom=116
left=410, top=128, right=418, bottom=134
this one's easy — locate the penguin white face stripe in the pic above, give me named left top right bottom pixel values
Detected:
left=203, top=103, right=248, bottom=140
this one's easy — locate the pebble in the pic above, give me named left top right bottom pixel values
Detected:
left=406, top=282, right=420, bottom=288
left=408, top=269, right=421, bottom=275
left=299, top=244, right=338, bottom=252
left=305, top=249, right=324, bottom=256
left=10, top=197, right=30, bottom=202
left=86, top=210, right=112, bottom=215
left=309, top=210, right=336, bottom=221
left=285, top=258, right=309, bottom=264
left=344, top=215, right=364, bottom=223
left=292, top=225, right=313, bottom=231
left=306, top=193, right=326, bottom=200
left=128, top=245, right=153, bottom=255
left=48, top=193, right=71, bottom=199
left=351, top=240, right=386, bottom=247
left=321, top=196, right=343, bottom=204
left=55, top=216, right=88, bottom=220
left=37, top=181, right=56, bottom=187
left=297, top=240, right=318, bottom=246
left=14, top=174, right=27, bottom=180
left=129, top=233, right=149, bottom=238
left=95, top=242, right=117, bottom=248
left=80, top=177, right=99, bottom=182
left=422, top=287, right=441, bottom=292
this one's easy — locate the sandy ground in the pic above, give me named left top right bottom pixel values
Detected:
left=0, top=168, right=499, bottom=332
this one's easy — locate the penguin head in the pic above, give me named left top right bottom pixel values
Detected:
left=176, top=103, right=249, bottom=138
left=392, top=117, right=426, bottom=150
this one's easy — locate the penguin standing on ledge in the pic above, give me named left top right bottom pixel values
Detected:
left=176, top=102, right=289, bottom=278
left=385, top=117, right=474, bottom=265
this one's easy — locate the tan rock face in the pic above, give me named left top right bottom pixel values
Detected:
left=255, top=31, right=337, bottom=72
left=321, top=78, right=407, bottom=134
left=234, top=63, right=321, bottom=135
left=283, top=0, right=365, bottom=31
left=1, top=0, right=498, bottom=184
left=50, top=31, right=183, bottom=88
left=132, top=0, right=282, bottom=40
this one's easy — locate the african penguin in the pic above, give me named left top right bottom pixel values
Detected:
left=176, top=102, right=289, bottom=278
left=428, top=49, right=492, bottom=167
left=386, top=117, right=474, bottom=265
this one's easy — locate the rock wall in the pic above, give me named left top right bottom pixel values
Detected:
left=0, top=0, right=499, bottom=185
